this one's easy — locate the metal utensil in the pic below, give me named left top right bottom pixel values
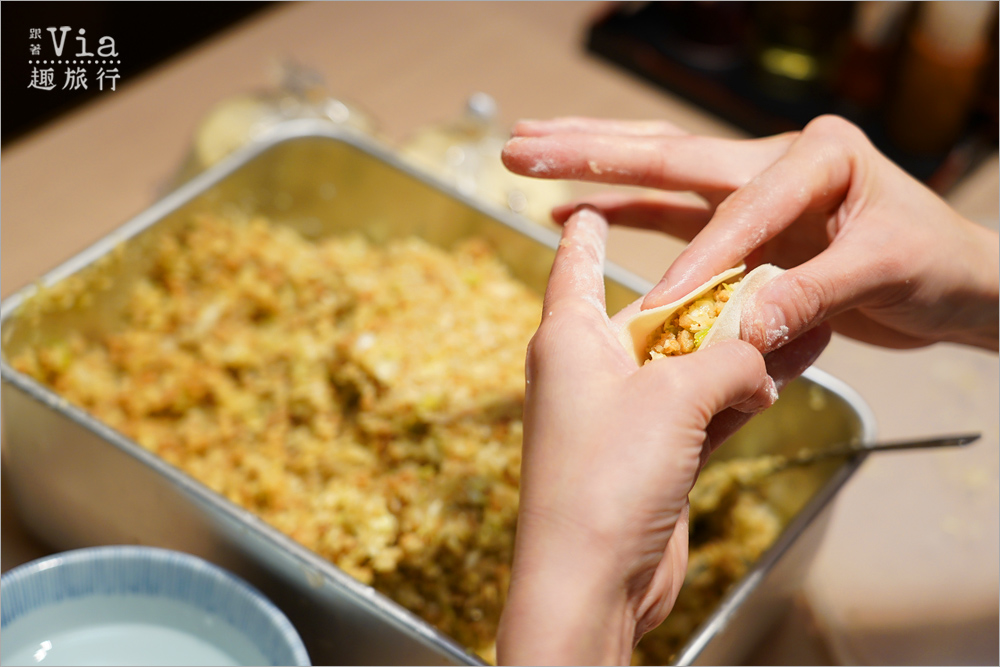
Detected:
left=766, top=432, right=981, bottom=474
left=740, top=433, right=982, bottom=486
left=690, top=434, right=981, bottom=518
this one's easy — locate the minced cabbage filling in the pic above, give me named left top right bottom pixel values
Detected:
left=646, top=280, right=740, bottom=361
left=14, top=220, right=780, bottom=666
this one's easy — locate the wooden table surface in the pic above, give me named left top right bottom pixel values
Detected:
left=3, top=3, right=997, bottom=664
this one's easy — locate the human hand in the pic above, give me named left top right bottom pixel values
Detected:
left=495, top=207, right=829, bottom=665
left=502, top=115, right=999, bottom=353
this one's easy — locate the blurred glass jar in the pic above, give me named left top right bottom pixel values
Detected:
left=750, top=2, right=853, bottom=103
left=400, top=93, right=570, bottom=227
left=171, top=62, right=377, bottom=185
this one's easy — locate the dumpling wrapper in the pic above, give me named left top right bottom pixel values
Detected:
left=617, top=263, right=785, bottom=366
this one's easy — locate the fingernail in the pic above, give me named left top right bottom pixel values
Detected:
left=569, top=205, right=608, bottom=237
left=643, top=284, right=681, bottom=309
left=733, top=373, right=779, bottom=415
left=644, top=273, right=697, bottom=309
left=764, top=375, right=779, bottom=406
left=747, top=301, right=790, bottom=353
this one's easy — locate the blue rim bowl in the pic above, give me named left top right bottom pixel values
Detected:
left=1, top=545, right=311, bottom=666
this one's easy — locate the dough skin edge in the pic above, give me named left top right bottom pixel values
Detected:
left=699, top=263, right=785, bottom=350
left=617, top=264, right=744, bottom=365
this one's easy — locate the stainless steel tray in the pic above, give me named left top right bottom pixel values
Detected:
left=1, top=121, right=876, bottom=665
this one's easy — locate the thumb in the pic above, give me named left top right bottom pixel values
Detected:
left=742, top=246, right=880, bottom=354
left=641, top=339, right=776, bottom=421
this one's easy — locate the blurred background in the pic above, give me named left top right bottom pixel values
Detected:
left=2, top=2, right=998, bottom=666
left=4, top=1, right=997, bottom=192
left=587, top=1, right=999, bottom=191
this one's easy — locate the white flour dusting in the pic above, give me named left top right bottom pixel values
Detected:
left=528, top=157, right=557, bottom=176
left=764, top=324, right=790, bottom=348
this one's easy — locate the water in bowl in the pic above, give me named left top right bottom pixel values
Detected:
left=1, top=595, right=269, bottom=666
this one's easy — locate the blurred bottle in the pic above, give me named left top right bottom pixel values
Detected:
left=400, top=93, right=570, bottom=226
left=833, top=1, right=910, bottom=117
left=886, top=1, right=996, bottom=156
left=750, top=2, right=854, bottom=103
left=974, top=17, right=999, bottom=143
left=171, top=61, right=377, bottom=186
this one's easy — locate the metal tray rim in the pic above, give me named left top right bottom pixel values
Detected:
left=675, top=366, right=876, bottom=663
left=0, top=119, right=650, bottom=323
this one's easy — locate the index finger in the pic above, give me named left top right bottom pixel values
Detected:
left=511, top=116, right=689, bottom=138
left=502, top=132, right=793, bottom=194
left=645, top=116, right=858, bottom=309
left=542, top=206, right=610, bottom=322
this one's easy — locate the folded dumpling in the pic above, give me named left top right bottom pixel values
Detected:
left=618, top=264, right=784, bottom=365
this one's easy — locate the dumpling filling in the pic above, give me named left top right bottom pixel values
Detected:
left=646, top=280, right=740, bottom=360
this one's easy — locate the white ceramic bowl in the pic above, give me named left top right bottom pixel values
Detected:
left=1, top=546, right=311, bottom=666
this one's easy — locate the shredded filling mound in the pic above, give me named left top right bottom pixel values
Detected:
left=13, top=215, right=782, bottom=665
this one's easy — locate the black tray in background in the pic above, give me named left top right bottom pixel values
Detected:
left=585, top=3, right=996, bottom=193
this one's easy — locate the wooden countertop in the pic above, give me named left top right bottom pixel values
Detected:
left=3, top=3, right=997, bottom=664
